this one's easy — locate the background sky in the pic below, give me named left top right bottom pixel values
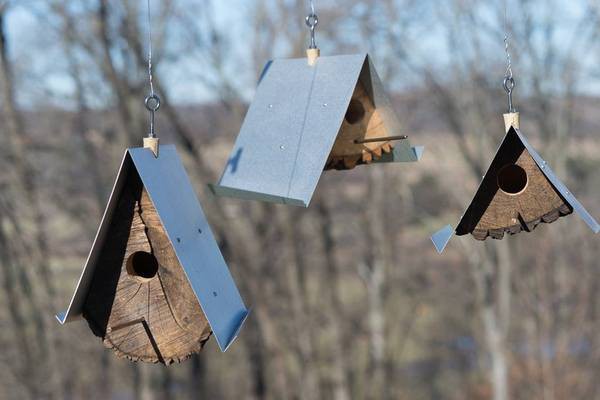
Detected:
left=3, top=0, right=599, bottom=108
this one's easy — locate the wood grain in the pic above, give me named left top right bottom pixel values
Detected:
left=83, top=168, right=211, bottom=364
left=326, top=81, right=393, bottom=170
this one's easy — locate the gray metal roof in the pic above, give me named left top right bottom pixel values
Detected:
left=210, top=53, right=422, bottom=207
left=431, top=127, right=599, bottom=253
left=56, top=145, right=249, bottom=352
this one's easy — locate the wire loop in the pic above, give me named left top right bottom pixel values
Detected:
left=503, top=76, right=516, bottom=113
left=145, top=0, right=159, bottom=139
left=305, top=0, right=318, bottom=49
left=503, top=1, right=516, bottom=113
left=145, top=94, right=161, bottom=112
left=145, top=94, right=160, bottom=138
left=305, top=13, right=318, bottom=49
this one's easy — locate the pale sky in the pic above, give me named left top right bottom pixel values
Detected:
left=4, top=0, right=251, bottom=107
left=4, top=0, right=600, bottom=109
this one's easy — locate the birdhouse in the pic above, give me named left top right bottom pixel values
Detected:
left=209, top=53, right=423, bottom=207
left=432, top=113, right=599, bottom=253
left=56, top=145, right=249, bottom=364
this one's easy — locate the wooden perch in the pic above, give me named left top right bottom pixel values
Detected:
left=354, top=135, right=408, bottom=144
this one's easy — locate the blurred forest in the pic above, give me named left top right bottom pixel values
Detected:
left=1, top=0, right=600, bottom=399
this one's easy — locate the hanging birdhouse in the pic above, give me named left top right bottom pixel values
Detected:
left=209, top=53, right=423, bottom=207
left=432, top=113, right=599, bottom=253
left=56, top=145, right=249, bottom=364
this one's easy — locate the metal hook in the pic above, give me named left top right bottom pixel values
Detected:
left=145, top=94, right=161, bottom=138
left=305, top=13, right=318, bottom=49
left=503, top=76, right=516, bottom=113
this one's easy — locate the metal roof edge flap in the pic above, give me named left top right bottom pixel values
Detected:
left=208, top=183, right=307, bottom=207
left=431, top=224, right=455, bottom=254
left=223, top=309, right=251, bottom=352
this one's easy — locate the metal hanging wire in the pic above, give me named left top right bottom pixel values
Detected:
left=305, top=0, right=318, bottom=49
left=145, top=0, right=160, bottom=138
left=503, top=1, right=516, bottom=113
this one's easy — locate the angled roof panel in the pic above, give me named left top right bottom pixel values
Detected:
left=56, top=151, right=132, bottom=324
left=214, top=54, right=367, bottom=207
left=130, top=146, right=248, bottom=351
left=57, top=146, right=248, bottom=352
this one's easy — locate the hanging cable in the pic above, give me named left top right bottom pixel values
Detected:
left=145, top=0, right=160, bottom=139
left=305, top=0, right=318, bottom=49
left=503, top=0, right=516, bottom=113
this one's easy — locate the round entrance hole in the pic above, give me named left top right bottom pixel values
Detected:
left=345, top=99, right=366, bottom=125
left=497, top=164, right=528, bottom=195
left=126, top=251, right=159, bottom=280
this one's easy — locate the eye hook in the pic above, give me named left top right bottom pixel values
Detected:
left=305, top=12, right=318, bottom=49
left=145, top=94, right=161, bottom=138
left=503, top=76, right=516, bottom=113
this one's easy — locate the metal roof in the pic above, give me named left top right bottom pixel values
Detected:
left=56, top=145, right=249, bottom=352
left=432, top=127, right=599, bottom=253
left=210, top=53, right=422, bottom=207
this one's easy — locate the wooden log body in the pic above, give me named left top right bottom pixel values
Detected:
left=83, top=170, right=211, bottom=364
left=456, top=131, right=573, bottom=240
left=326, top=81, right=394, bottom=170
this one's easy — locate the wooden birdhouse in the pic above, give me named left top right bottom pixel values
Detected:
left=432, top=113, right=599, bottom=253
left=57, top=146, right=249, bottom=364
left=209, top=53, right=423, bottom=207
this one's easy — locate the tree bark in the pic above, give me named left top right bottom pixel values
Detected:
left=0, top=6, right=65, bottom=399
left=315, top=193, right=351, bottom=400
left=359, top=167, right=389, bottom=400
left=278, top=208, right=321, bottom=400
left=466, top=241, right=511, bottom=400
